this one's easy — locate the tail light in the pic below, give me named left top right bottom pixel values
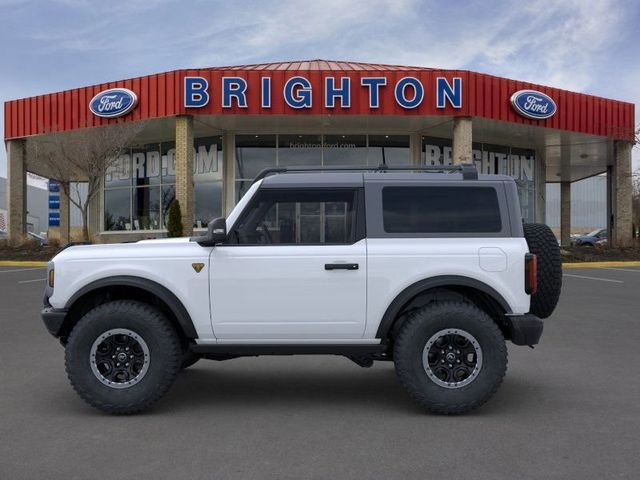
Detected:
left=525, top=253, right=537, bottom=295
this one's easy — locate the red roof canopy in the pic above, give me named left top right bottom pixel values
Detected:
left=4, top=59, right=635, bottom=141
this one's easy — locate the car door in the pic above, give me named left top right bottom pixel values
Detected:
left=209, top=187, right=367, bottom=340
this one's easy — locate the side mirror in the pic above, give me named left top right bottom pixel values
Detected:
left=192, top=217, right=227, bottom=246
left=209, top=217, right=227, bottom=243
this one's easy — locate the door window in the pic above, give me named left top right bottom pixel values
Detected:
left=232, top=189, right=357, bottom=245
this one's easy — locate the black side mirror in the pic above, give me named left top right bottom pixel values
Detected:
left=192, top=217, right=227, bottom=246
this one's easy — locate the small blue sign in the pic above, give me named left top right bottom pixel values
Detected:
left=89, top=88, right=138, bottom=118
left=48, top=212, right=60, bottom=227
left=510, top=90, right=556, bottom=120
left=48, top=181, right=60, bottom=193
left=49, top=198, right=60, bottom=210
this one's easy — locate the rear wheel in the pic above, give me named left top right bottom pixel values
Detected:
left=523, top=222, right=562, bottom=318
left=65, top=300, right=182, bottom=414
left=394, top=301, right=507, bottom=414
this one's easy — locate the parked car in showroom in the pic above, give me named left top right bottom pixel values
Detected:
left=572, top=228, right=607, bottom=247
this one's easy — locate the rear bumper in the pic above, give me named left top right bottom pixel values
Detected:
left=505, top=314, right=543, bottom=346
left=41, top=307, right=68, bottom=337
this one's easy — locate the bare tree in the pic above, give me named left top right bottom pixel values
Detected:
left=27, top=121, right=147, bottom=241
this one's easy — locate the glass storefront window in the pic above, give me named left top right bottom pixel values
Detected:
left=195, top=182, right=222, bottom=228
left=368, top=135, right=410, bottom=165
left=323, top=135, right=367, bottom=166
left=104, top=188, right=132, bottom=231
left=161, top=185, right=176, bottom=228
left=133, top=186, right=161, bottom=230
left=278, top=134, right=322, bottom=167
left=104, top=136, right=223, bottom=232
left=235, top=135, right=277, bottom=180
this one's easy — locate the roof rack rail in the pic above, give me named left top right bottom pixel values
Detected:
left=253, top=163, right=478, bottom=183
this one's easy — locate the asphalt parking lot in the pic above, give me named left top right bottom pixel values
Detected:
left=1, top=265, right=640, bottom=480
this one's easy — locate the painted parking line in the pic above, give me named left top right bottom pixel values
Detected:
left=17, top=278, right=47, bottom=284
left=563, top=273, right=624, bottom=284
left=598, top=267, right=640, bottom=273
left=0, top=267, right=46, bottom=274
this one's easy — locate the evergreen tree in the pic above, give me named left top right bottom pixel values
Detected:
left=166, top=199, right=183, bottom=237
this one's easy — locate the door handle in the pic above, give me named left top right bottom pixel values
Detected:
left=325, top=263, right=359, bottom=271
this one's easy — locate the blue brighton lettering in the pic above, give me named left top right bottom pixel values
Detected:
left=283, top=76, right=312, bottom=109
left=394, top=77, right=424, bottom=109
left=184, top=77, right=209, bottom=108
left=222, top=77, right=248, bottom=108
left=325, top=77, right=351, bottom=108
left=436, top=77, right=462, bottom=108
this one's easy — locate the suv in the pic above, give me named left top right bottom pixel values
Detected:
left=42, top=164, right=562, bottom=415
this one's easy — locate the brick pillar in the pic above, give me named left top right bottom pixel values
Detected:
left=410, top=133, right=422, bottom=165
left=611, top=141, right=633, bottom=247
left=560, top=181, right=571, bottom=246
left=59, top=182, right=70, bottom=246
left=452, top=117, right=472, bottom=165
left=6, top=140, right=27, bottom=245
left=175, top=116, right=194, bottom=236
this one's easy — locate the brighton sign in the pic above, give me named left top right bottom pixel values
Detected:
left=183, top=75, right=463, bottom=110
left=89, top=88, right=138, bottom=118
left=510, top=89, right=556, bottom=120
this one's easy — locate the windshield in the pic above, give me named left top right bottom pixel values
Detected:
left=587, top=229, right=603, bottom=237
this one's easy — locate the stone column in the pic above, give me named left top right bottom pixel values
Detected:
left=222, top=133, right=235, bottom=216
left=175, top=116, right=194, bottom=236
left=452, top=117, right=473, bottom=165
left=611, top=141, right=633, bottom=247
left=59, top=182, right=70, bottom=246
left=410, top=133, right=422, bottom=165
left=560, top=181, right=571, bottom=246
left=6, top=140, right=27, bottom=245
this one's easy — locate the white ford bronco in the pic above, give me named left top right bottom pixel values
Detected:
left=42, top=164, right=562, bottom=414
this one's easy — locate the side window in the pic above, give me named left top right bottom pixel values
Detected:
left=382, top=186, right=502, bottom=234
left=232, top=189, right=357, bottom=245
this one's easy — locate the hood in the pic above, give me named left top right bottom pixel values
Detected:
left=52, top=236, right=204, bottom=263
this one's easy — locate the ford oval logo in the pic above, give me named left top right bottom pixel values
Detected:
left=510, top=89, right=556, bottom=120
left=89, top=88, right=138, bottom=118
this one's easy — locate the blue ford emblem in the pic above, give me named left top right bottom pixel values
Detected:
left=89, top=88, right=138, bottom=118
left=510, top=89, right=556, bottom=120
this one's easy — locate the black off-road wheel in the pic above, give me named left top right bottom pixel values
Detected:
left=65, top=300, right=182, bottom=415
left=394, top=301, right=507, bottom=414
left=523, top=222, right=562, bottom=319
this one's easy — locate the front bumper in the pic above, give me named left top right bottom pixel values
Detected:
left=505, top=314, right=543, bottom=346
left=41, top=307, right=68, bottom=337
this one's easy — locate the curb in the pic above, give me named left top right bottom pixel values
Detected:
left=563, top=261, right=640, bottom=269
left=0, top=261, right=48, bottom=267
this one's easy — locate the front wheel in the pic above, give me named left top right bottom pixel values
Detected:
left=394, top=301, right=507, bottom=414
left=65, top=300, right=182, bottom=414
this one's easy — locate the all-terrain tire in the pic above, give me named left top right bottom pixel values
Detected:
left=394, top=301, right=507, bottom=414
left=65, top=300, right=182, bottom=415
left=523, top=222, right=562, bottom=319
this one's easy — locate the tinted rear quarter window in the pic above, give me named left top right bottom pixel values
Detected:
left=382, top=186, right=502, bottom=233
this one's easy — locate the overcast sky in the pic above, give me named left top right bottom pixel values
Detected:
left=1, top=0, right=638, bottom=182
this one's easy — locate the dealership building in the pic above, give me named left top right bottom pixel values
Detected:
left=3, top=60, right=635, bottom=246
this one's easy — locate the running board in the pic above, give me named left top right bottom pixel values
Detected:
left=190, top=343, right=388, bottom=357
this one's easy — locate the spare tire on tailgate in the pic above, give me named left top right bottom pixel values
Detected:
left=523, top=223, right=562, bottom=319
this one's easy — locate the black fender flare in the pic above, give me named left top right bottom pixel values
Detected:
left=65, top=275, right=198, bottom=338
left=375, top=275, right=512, bottom=340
